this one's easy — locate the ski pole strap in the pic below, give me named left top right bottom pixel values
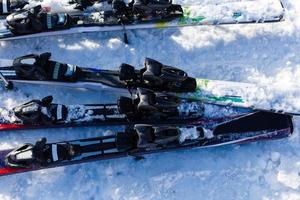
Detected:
left=0, top=0, right=9, bottom=13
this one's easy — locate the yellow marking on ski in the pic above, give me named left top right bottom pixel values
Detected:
left=155, top=22, right=168, bottom=28
left=196, top=79, right=210, bottom=88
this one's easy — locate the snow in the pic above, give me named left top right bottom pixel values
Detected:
left=0, top=0, right=299, bottom=199
left=179, top=126, right=200, bottom=143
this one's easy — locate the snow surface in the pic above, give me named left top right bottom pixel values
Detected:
left=0, top=0, right=300, bottom=199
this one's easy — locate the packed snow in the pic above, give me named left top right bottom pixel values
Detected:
left=0, top=0, right=300, bottom=199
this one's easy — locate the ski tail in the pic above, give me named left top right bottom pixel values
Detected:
left=214, top=111, right=293, bottom=136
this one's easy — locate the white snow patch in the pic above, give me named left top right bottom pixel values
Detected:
left=271, top=152, right=281, bottom=163
left=107, top=38, right=123, bottom=49
left=177, top=101, right=204, bottom=117
left=0, top=194, right=16, bottom=200
left=277, top=170, right=300, bottom=190
left=80, top=40, right=101, bottom=50
left=58, top=43, right=83, bottom=50
left=179, top=126, right=199, bottom=143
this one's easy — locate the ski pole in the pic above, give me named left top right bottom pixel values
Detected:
left=121, top=21, right=129, bottom=44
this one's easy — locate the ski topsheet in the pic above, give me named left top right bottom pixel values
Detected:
left=0, top=0, right=285, bottom=41
left=0, top=111, right=293, bottom=176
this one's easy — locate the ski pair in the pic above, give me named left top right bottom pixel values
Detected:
left=1, top=110, right=293, bottom=176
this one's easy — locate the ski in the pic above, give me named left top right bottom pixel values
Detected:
left=0, top=53, right=299, bottom=116
left=0, top=111, right=293, bottom=176
left=0, top=88, right=260, bottom=131
left=0, top=0, right=285, bottom=41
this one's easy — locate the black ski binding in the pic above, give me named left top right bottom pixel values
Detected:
left=119, top=58, right=196, bottom=92
left=13, top=52, right=80, bottom=81
left=118, top=87, right=204, bottom=120
left=132, top=0, right=183, bottom=20
left=13, top=95, right=68, bottom=125
left=6, top=5, right=73, bottom=35
left=5, top=124, right=189, bottom=168
left=11, top=52, right=196, bottom=93
left=5, top=137, right=81, bottom=168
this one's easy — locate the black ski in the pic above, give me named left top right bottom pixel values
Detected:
left=0, top=111, right=293, bottom=176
